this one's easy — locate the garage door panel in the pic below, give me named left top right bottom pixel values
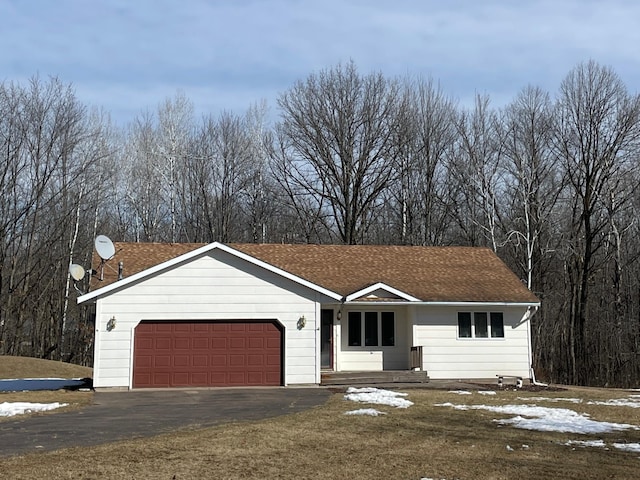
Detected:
left=193, top=337, right=209, bottom=349
left=267, top=354, right=280, bottom=365
left=174, top=355, right=190, bottom=367
left=229, top=354, right=245, bottom=366
left=133, top=321, right=282, bottom=388
left=211, top=354, right=227, bottom=366
left=192, top=355, right=208, bottom=366
left=155, top=337, right=172, bottom=350
left=153, top=373, right=170, bottom=385
left=248, top=354, right=264, bottom=366
left=228, top=372, right=247, bottom=385
left=190, top=372, right=208, bottom=385
left=136, top=337, right=153, bottom=349
left=136, top=355, right=153, bottom=368
left=173, top=373, right=190, bottom=385
left=154, top=355, right=171, bottom=367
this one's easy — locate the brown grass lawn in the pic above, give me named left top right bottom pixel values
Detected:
left=0, top=356, right=94, bottom=420
left=0, top=355, right=92, bottom=379
left=1, top=385, right=639, bottom=479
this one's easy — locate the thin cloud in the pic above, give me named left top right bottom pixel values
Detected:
left=2, top=0, right=639, bottom=124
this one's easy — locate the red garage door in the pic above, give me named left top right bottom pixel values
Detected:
left=133, top=321, right=283, bottom=388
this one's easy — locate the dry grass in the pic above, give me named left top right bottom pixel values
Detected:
left=0, top=355, right=92, bottom=379
left=1, top=386, right=639, bottom=479
left=0, top=356, right=94, bottom=420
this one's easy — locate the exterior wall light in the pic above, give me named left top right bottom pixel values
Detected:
left=297, top=315, right=306, bottom=329
left=106, top=316, right=117, bottom=331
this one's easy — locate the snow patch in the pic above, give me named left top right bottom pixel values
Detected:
left=344, top=408, right=387, bottom=416
left=612, top=443, right=640, bottom=453
left=344, top=387, right=413, bottom=409
left=448, top=390, right=472, bottom=395
left=435, top=403, right=637, bottom=434
left=519, top=396, right=582, bottom=404
left=478, top=390, right=496, bottom=395
left=0, top=402, right=68, bottom=417
left=587, top=397, right=640, bottom=408
left=564, top=439, right=606, bottom=448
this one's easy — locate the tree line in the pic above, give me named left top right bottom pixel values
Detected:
left=1, top=61, right=639, bottom=387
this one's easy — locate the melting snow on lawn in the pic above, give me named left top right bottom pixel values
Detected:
left=587, top=397, right=640, bottom=408
left=435, top=402, right=637, bottom=434
left=0, top=402, right=67, bottom=417
left=565, top=439, right=640, bottom=454
left=345, top=408, right=387, bottom=416
left=344, top=387, right=413, bottom=415
left=612, top=443, right=640, bottom=453
left=518, top=396, right=583, bottom=404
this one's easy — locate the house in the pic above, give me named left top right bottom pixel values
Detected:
left=78, top=242, right=540, bottom=389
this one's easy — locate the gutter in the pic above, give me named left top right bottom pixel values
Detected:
left=525, top=306, right=548, bottom=387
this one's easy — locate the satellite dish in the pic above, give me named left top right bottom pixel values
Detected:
left=69, top=263, right=85, bottom=282
left=95, top=235, right=116, bottom=260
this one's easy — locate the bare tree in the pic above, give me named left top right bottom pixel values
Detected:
left=450, top=94, right=505, bottom=249
left=273, top=62, right=400, bottom=244
left=554, top=60, right=640, bottom=384
left=0, top=76, right=110, bottom=361
left=498, top=86, right=564, bottom=380
left=387, top=77, right=457, bottom=245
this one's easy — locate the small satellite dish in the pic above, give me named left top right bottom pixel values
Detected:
left=69, top=264, right=85, bottom=282
left=95, top=235, right=116, bottom=260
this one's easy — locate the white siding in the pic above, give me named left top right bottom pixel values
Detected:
left=413, top=306, right=531, bottom=379
left=93, top=249, right=325, bottom=388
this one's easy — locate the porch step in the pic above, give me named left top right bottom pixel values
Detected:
left=321, top=370, right=430, bottom=386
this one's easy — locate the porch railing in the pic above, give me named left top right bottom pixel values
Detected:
left=410, top=345, right=423, bottom=370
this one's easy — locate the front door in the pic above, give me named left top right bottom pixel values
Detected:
left=320, top=309, right=333, bottom=369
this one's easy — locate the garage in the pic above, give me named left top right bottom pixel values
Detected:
left=133, top=321, right=283, bottom=388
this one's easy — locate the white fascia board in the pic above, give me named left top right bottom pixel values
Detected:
left=345, top=300, right=541, bottom=307
left=345, top=282, right=421, bottom=302
left=78, top=242, right=342, bottom=304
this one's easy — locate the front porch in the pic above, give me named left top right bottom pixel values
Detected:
left=321, top=304, right=419, bottom=373
left=320, top=370, right=430, bottom=386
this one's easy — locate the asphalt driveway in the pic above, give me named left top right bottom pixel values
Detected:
left=0, top=387, right=332, bottom=457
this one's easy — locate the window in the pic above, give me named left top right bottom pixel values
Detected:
left=364, top=312, right=378, bottom=346
left=348, top=312, right=362, bottom=346
left=458, top=312, right=504, bottom=339
left=457, top=312, right=472, bottom=338
left=381, top=312, right=395, bottom=346
left=347, top=312, right=395, bottom=347
left=474, top=312, right=488, bottom=338
left=490, top=312, right=504, bottom=338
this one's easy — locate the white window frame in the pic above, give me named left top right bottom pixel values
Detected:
left=457, top=312, right=504, bottom=339
left=346, top=311, right=395, bottom=348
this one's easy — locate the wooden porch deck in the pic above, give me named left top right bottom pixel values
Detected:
left=321, top=370, right=430, bottom=386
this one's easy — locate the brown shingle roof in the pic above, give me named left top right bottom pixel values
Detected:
left=91, top=242, right=539, bottom=304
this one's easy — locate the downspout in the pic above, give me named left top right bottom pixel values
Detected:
left=526, top=306, right=547, bottom=387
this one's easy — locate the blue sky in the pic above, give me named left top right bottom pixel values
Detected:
left=2, top=0, right=639, bottom=125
